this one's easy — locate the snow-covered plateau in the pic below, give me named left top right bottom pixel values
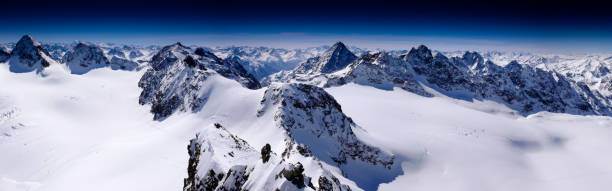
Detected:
left=1, top=35, right=612, bottom=191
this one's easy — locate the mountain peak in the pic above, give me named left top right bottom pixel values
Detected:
left=63, top=42, right=109, bottom=74
left=17, top=35, right=40, bottom=47
left=403, top=45, right=433, bottom=63
left=330, top=41, right=347, bottom=49
left=317, top=41, right=357, bottom=73
left=8, top=35, right=53, bottom=73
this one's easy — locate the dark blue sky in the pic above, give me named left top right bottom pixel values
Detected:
left=2, top=0, right=612, bottom=52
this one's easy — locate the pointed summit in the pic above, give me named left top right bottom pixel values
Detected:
left=8, top=35, right=54, bottom=73
left=17, top=35, right=40, bottom=47
left=318, top=41, right=357, bottom=73
left=290, top=41, right=357, bottom=75
left=402, top=44, right=433, bottom=64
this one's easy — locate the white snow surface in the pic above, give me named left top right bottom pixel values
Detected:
left=327, top=84, right=612, bottom=191
left=1, top=59, right=612, bottom=191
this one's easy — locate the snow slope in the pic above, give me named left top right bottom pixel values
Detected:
left=327, top=84, right=612, bottom=191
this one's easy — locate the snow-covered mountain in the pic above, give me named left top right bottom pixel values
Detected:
left=267, top=44, right=612, bottom=117
left=137, top=42, right=399, bottom=190
left=63, top=42, right=143, bottom=74
left=481, top=52, right=612, bottom=99
left=262, top=42, right=358, bottom=86
left=138, top=43, right=260, bottom=120
left=63, top=42, right=111, bottom=74
left=6, top=35, right=56, bottom=73
left=4, top=35, right=612, bottom=191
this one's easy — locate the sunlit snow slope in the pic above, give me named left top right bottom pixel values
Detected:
left=328, top=84, right=612, bottom=191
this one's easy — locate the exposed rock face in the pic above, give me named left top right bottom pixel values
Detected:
left=8, top=35, right=55, bottom=73
left=261, top=144, right=272, bottom=163
left=107, top=47, right=126, bottom=58
left=328, top=52, right=432, bottom=97
left=259, top=83, right=395, bottom=167
left=399, top=46, right=611, bottom=115
left=129, top=50, right=144, bottom=59
left=63, top=43, right=110, bottom=74
left=138, top=43, right=260, bottom=120
left=110, top=56, right=139, bottom=71
left=183, top=123, right=355, bottom=191
left=0, top=49, right=9, bottom=62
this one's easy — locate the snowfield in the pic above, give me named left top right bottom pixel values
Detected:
left=1, top=59, right=612, bottom=191
left=328, top=84, right=612, bottom=191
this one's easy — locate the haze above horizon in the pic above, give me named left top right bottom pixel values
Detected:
left=2, top=0, right=612, bottom=53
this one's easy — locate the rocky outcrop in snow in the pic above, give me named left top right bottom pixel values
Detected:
left=183, top=123, right=356, bottom=191
left=7, top=35, right=55, bottom=73
left=0, top=49, right=9, bottom=63
left=138, top=43, right=260, bottom=120
left=110, top=56, right=139, bottom=71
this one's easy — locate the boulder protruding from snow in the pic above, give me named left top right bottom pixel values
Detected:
left=183, top=123, right=359, bottom=191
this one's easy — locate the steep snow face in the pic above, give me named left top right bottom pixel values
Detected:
left=258, top=83, right=401, bottom=190
left=183, top=123, right=358, bottom=191
left=138, top=44, right=260, bottom=120
left=262, top=42, right=358, bottom=86
left=63, top=43, right=110, bottom=74
left=7, top=35, right=55, bottom=73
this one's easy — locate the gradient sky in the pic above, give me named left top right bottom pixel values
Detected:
left=2, top=0, right=612, bottom=53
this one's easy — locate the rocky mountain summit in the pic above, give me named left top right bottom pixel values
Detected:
left=63, top=42, right=110, bottom=74
left=7, top=35, right=55, bottom=73
left=262, top=42, right=358, bottom=86
left=138, top=43, right=260, bottom=120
